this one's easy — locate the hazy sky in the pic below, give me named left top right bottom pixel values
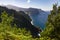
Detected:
left=0, top=0, right=60, bottom=11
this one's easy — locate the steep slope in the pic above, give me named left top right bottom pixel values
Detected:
left=0, top=6, right=42, bottom=38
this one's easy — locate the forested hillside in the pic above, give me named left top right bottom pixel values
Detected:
left=0, top=11, right=33, bottom=40
left=0, top=4, right=60, bottom=40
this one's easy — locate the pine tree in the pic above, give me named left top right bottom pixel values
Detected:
left=41, top=4, right=60, bottom=40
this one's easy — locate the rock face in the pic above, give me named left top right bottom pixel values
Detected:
left=0, top=6, right=42, bottom=38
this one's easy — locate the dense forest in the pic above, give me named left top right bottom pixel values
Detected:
left=0, top=4, right=60, bottom=40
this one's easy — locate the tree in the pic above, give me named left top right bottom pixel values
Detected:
left=41, top=4, right=60, bottom=40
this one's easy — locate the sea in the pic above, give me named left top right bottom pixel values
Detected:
left=29, top=11, right=50, bottom=30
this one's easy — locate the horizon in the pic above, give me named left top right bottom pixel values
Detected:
left=0, top=0, right=60, bottom=11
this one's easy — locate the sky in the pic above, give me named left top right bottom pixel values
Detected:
left=0, top=0, right=60, bottom=11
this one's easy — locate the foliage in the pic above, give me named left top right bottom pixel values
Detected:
left=0, top=11, right=34, bottom=40
left=41, top=4, right=60, bottom=40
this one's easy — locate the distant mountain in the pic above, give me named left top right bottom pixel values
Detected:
left=28, top=8, right=40, bottom=14
left=5, top=5, right=28, bottom=11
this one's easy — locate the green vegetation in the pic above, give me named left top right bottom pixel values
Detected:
left=0, top=11, right=42, bottom=40
left=0, top=11, right=33, bottom=40
left=41, top=4, right=60, bottom=40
